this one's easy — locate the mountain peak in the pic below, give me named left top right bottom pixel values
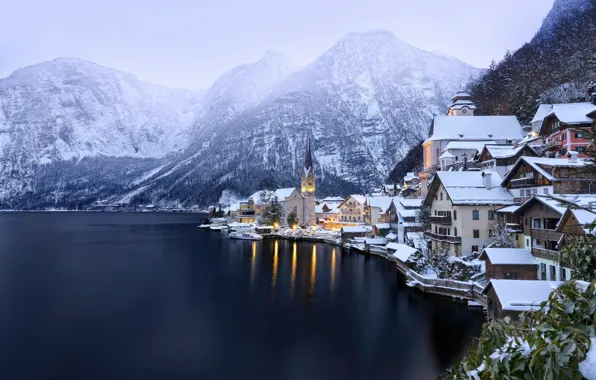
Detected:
left=261, top=49, right=288, bottom=62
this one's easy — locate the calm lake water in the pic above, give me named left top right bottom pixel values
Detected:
left=0, top=212, right=484, bottom=379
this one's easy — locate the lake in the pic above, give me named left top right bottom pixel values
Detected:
left=0, top=212, right=484, bottom=379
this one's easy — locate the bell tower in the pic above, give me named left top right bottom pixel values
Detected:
left=300, top=138, right=316, bottom=225
left=447, top=91, right=476, bottom=116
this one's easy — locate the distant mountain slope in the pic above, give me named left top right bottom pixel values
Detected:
left=468, top=0, right=596, bottom=123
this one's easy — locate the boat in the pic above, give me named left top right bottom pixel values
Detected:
left=198, top=224, right=212, bottom=229
left=210, top=225, right=226, bottom=231
left=229, top=232, right=263, bottom=241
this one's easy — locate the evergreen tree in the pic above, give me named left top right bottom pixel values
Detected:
left=286, top=210, right=299, bottom=228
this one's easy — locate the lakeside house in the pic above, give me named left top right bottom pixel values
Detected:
left=483, top=280, right=562, bottom=319
left=479, top=248, right=538, bottom=280
left=365, top=196, right=394, bottom=225
left=423, top=171, right=514, bottom=257
left=477, top=143, right=538, bottom=178
left=337, top=195, right=367, bottom=224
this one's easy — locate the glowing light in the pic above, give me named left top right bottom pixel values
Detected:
left=309, top=245, right=317, bottom=295
left=272, top=241, right=279, bottom=292
left=273, top=222, right=279, bottom=229
left=290, top=243, right=297, bottom=297
left=250, top=241, right=257, bottom=287
left=331, top=248, right=336, bottom=292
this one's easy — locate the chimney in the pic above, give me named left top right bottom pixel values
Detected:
left=569, top=151, right=579, bottom=163
left=513, top=141, right=519, bottom=149
left=482, top=171, right=493, bottom=190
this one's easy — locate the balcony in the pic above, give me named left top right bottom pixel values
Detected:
left=531, top=228, right=563, bottom=242
left=509, top=178, right=536, bottom=188
left=545, top=139, right=563, bottom=150
left=430, top=215, right=452, bottom=225
left=513, top=196, right=531, bottom=204
left=532, top=247, right=558, bottom=261
left=425, top=231, right=462, bottom=243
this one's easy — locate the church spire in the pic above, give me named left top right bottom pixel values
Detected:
left=303, top=137, right=313, bottom=176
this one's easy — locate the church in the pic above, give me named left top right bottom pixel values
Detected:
left=282, top=138, right=316, bottom=226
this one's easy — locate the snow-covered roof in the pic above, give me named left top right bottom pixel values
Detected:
left=502, top=156, right=591, bottom=183
left=367, top=196, right=393, bottom=213
left=274, top=187, right=299, bottom=200
left=530, top=104, right=553, bottom=124
left=570, top=209, right=596, bottom=234
left=343, top=194, right=366, bottom=206
left=322, top=196, right=345, bottom=202
left=425, top=116, right=524, bottom=143
left=439, top=151, right=455, bottom=159
left=403, top=222, right=423, bottom=227
left=496, top=205, right=519, bottom=214
left=364, top=238, right=388, bottom=245
left=383, top=184, right=400, bottom=191
left=433, top=171, right=514, bottom=206
left=386, top=243, right=419, bottom=263
left=406, top=232, right=425, bottom=250
left=444, top=141, right=496, bottom=152
left=374, top=223, right=391, bottom=229
left=482, top=144, right=528, bottom=159
left=480, top=248, right=537, bottom=265
left=341, top=225, right=372, bottom=233
left=399, top=198, right=422, bottom=208
left=403, top=172, right=419, bottom=182
left=229, top=202, right=241, bottom=212
left=484, top=280, right=562, bottom=312
left=544, top=102, right=596, bottom=125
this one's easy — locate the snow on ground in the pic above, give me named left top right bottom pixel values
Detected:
left=580, top=337, right=596, bottom=380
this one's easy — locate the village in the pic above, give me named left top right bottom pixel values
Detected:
left=205, top=90, right=596, bottom=320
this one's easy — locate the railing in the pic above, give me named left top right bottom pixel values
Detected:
left=513, top=196, right=531, bottom=204
left=531, top=228, right=563, bottom=242
left=407, top=270, right=473, bottom=291
left=430, top=215, right=452, bottom=225
left=545, top=139, right=563, bottom=150
left=425, top=231, right=462, bottom=243
left=509, top=178, right=536, bottom=187
left=532, top=247, right=558, bottom=260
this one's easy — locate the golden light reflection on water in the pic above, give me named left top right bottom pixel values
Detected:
left=290, top=242, right=297, bottom=298
left=309, top=245, right=317, bottom=296
left=250, top=241, right=257, bottom=287
left=331, top=248, right=336, bottom=292
left=272, top=241, right=279, bottom=292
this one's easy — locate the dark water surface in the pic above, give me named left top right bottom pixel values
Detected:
left=0, top=212, right=484, bottom=379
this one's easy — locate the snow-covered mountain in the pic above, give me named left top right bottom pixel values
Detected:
left=0, top=30, right=481, bottom=208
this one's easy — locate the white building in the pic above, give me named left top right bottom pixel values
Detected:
left=423, top=171, right=515, bottom=257
left=337, top=195, right=367, bottom=224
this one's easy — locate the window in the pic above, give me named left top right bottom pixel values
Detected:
left=471, top=245, right=479, bottom=253
left=473, top=230, right=480, bottom=238
left=525, top=218, right=528, bottom=226
left=472, top=210, right=479, bottom=220
left=577, top=146, right=587, bottom=153
left=454, top=227, right=457, bottom=236
left=488, top=210, right=495, bottom=220
left=550, top=265, right=556, bottom=280
left=440, top=192, right=443, bottom=201
left=562, top=133, right=566, bottom=140
left=543, top=188, right=549, bottom=195
left=435, top=226, right=437, bottom=233
left=575, top=132, right=584, bottom=138
left=533, top=219, right=541, bottom=229
left=435, top=194, right=438, bottom=201
left=532, top=189, right=537, bottom=195
left=526, top=238, right=530, bottom=247
left=560, top=267, right=567, bottom=281
left=454, top=210, right=457, bottom=220
left=434, top=210, right=437, bottom=215
left=541, top=263, right=547, bottom=280
left=504, top=272, right=518, bottom=280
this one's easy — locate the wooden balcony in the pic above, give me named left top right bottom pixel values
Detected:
left=532, top=247, right=558, bottom=261
left=509, top=178, right=536, bottom=188
left=425, top=231, right=461, bottom=243
left=531, top=228, right=563, bottom=242
left=430, top=215, right=452, bottom=225
left=545, top=139, right=563, bottom=150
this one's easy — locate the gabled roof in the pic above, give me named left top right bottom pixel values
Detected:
left=480, top=144, right=536, bottom=160
left=386, top=243, right=419, bottom=263
left=530, top=104, right=553, bottom=124
left=424, top=171, right=514, bottom=206
left=483, top=280, right=562, bottom=312
left=557, top=208, right=596, bottom=235
left=501, top=156, right=590, bottom=184
left=439, top=151, right=455, bottom=159
left=444, top=140, right=496, bottom=152
left=513, top=194, right=596, bottom=217
left=275, top=187, right=300, bottom=200
left=543, top=102, right=596, bottom=125
left=480, top=248, right=537, bottom=265
left=367, top=196, right=393, bottom=213
left=341, top=225, right=372, bottom=233
left=425, top=116, right=524, bottom=144
left=322, top=196, right=344, bottom=202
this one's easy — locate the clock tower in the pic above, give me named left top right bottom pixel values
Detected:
left=300, top=138, right=316, bottom=225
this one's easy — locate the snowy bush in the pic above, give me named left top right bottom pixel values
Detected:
left=488, top=223, right=516, bottom=248
left=406, top=251, right=430, bottom=273
left=442, top=281, right=596, bottom=380
left=430, top=250, right=483, bottom=282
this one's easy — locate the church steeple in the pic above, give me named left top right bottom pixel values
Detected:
left=303, top=138, right=313, bottom=177
left=300, top=137, right=316, bottom=225
left=447, top=91, right=476, bottom=116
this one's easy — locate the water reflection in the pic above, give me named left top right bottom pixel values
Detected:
left=290, top=242, right=297, bottom=298
left=309, top=244, right=317, bottom=296
left=331, top=248, right=337, bottom=293
left=250, top=241, right=257, bottom=288
left=271, top=241, right=279, bottom=295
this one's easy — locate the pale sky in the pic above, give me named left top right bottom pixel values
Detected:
left=1, top=0, right=555, bottom=89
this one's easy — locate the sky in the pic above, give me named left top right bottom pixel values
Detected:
left=1, top=0, right=555, bottom=89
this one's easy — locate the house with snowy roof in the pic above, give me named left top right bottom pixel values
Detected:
left=337, top=195, right=367, bottom=224
left=512, top=194, right=596, bottom=282
left=423, top=170, right=514, bottom=257
left=479, top=248, right=538, bottom=281
left=501, top=155, right=596, bottom=205
left=535, top=100, right=596, bottom=158
left=422, top=91, right=524, bottom=181
left=483, top=280, right=561, bottom=319
left=530, top=104, right=553, bottom=133
left=477, top=143, right=538, bottom=178
left=391, top=197, right=423, bottom=244
left=365, top=196, right=394, bottom=225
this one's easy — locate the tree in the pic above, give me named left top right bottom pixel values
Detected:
left=418, top=206, right=431, bottom=231
left=488, top=223, right=516, bottom=248
left=286, top=210, right=299, bottom=228
left=258, top=195, right=282, bottom=226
